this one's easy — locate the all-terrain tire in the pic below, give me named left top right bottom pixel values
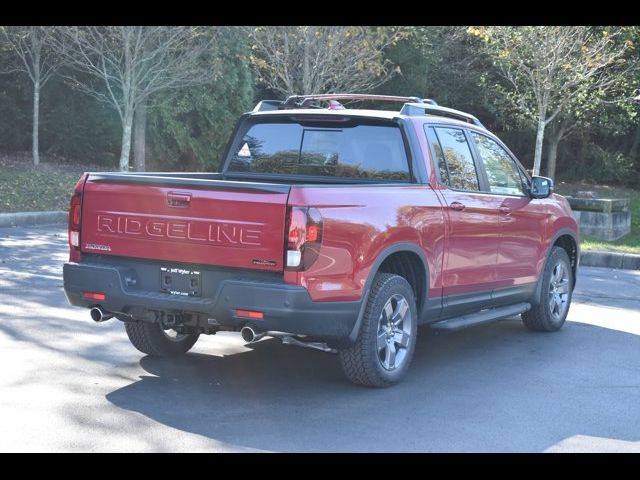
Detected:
left=339, top=273, right=418, bottom=388
left=522, top=246, right=573, bottom=332
left=125, top=321, right=200, bottom=357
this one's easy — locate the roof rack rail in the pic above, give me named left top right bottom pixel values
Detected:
left=251, top=95, right=484, bottom=128
left=280, top=94, right=424, bottom=109
left=400, top=103, right=485, bottom=128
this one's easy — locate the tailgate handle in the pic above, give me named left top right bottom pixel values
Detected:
left=167, top=192, right=191, bottom=208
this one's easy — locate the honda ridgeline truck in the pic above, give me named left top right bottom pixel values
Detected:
left=63, top=94, right=579, bottom=387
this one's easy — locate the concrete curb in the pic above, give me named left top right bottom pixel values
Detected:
left=0, top=210, right=67, bottom=228
left=580, top=250, right=640, bottom=271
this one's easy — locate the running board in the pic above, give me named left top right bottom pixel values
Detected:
left=430, top=303, right=531, bottom=331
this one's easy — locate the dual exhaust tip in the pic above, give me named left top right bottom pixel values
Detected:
left=89, top=312, right=328, bottom=350
left=90, top=311, right=276, bottom=345
left=90, top=308, right=265, bottom=342
left=240, top=326, right=265, bottom=343
left=90, top=306, right=113, bottom=322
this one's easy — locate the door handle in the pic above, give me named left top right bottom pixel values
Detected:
left=450, top=202, right=465, bottom=211
left=499, top=206, right=512, bottom=215
left=167, top=192, right=191, bottom=208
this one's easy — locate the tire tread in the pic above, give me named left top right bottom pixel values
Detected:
left=125, top=321, right=199, bottom=357
left=522, top=246, right=572, bottom=332
left=339, top=273, right=416, bottom=387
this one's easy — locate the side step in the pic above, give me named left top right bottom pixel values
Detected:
left=430, top=302, right=531, bottom=331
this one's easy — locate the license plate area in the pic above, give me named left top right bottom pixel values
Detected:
left=160, top=267, right=202, bottom=297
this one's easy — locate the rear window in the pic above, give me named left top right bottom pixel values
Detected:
left=227, top=120, right=410, bottom=181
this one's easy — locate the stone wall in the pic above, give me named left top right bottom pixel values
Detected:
left=567, top=197, right=630, bottom=241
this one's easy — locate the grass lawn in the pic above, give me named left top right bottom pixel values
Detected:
left=555, top=181, right=640, bottom=255
left=0, top=156, right=105, bottom=213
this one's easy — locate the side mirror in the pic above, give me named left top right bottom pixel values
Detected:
left=530, top=176, right=554, bottom=199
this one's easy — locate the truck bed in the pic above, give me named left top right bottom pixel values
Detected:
left=79, top=172, right=293, bottom=272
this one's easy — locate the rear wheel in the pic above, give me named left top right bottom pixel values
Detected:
left=523, top=246, right=573, bottom=332
left=339, top=273, right=418, bottom=388
left=125, top=321, right=199, bottom=357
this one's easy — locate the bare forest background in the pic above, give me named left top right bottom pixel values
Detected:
left=1, top=25, right=639, bottom=186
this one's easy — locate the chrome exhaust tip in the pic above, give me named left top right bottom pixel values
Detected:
left=90, top=306, right=114, bottom=322
left=241, top=326, right=264, bottom=343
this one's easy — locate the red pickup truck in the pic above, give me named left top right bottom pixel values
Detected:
left=63, top=94, right=579, bottom=387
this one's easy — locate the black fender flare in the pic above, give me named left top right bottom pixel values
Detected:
left=347, top=242, right=430, bottom=343
left=531, top=228, right=579, bottom=305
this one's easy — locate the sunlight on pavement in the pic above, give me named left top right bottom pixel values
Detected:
left=567, top=302, right=640, bottom=336
left=545, top=434, right=640, bottom=453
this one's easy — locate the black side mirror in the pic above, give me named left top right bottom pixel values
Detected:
left=530, top=176, right=554, bottom=199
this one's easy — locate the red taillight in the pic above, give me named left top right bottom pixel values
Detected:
left=285, top=207, right=323, bottom=271
left=306, top=225, right=319, bottom=242
left=235, top=309, right=264, bottom=320
left=68, top=173, right=88, bottom=263
left=83, top=292, right=106, bottom=301
left=287, top=208, right=308, bottom=251
left=69, top=195, right=81, bottom=232
left=72, top=202, right=81, bottom=226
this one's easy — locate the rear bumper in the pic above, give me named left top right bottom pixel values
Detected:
left=63, top=260, right=360, bottom=341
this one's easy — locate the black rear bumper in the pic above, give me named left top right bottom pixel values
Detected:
left=63, top=258, right=360, bottom=341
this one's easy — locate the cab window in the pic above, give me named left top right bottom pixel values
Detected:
left=471, top=132, right=526, bottom=196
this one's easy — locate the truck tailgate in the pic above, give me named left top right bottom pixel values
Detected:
left=80, top=175, right=290, bottom=272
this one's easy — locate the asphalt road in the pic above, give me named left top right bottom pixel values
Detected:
left=1, top=225, right=639, bottom=452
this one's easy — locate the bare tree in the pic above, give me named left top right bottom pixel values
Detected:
left=247, top=26, right=402, bottom=96
left=470, top=26, right=634, bottom=176
left=1, top=26, right=64, bottom=166
left=53, top=26, right=219, bottom=171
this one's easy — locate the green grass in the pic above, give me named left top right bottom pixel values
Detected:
left=555, top=181, right=640, bottom=255
left=0, top=161, right=91, bottom=213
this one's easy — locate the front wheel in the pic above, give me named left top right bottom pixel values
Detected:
left=125, top=321, right=199, bottom=357
left=522, top=246, right=573, bottom=332
left=339, top=273, right=418, bottom=388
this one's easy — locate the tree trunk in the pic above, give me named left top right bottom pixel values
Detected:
left=533, top=117, right=546, bottom=176
left=302, top=29, right=310, bottom=94
left=119, top=108, right=134, bottom=172
left=32, top=81, right=40, bottom=167
left=133, top=100, right=147, bottom=172
left=546, top=121, right=566, bottom=180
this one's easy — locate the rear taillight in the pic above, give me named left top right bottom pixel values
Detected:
left=68, top=174, right=88, bottom=263
left=285, top=206, right=323, bottom=271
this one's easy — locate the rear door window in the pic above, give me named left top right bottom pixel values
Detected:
left=432, top=127, right=480, bottom=191
left=425, top=126, right=449, bottom=185
left=228, top=120, right=410, bottom=181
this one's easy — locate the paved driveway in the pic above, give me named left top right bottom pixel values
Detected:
left=1, top=225, right=639, bottom=452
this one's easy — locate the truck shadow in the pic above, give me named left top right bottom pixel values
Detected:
left=106, top=319, right=640, bottom=452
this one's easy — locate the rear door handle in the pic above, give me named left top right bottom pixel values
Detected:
left=167, top=192, right=191, bottom=208
left=499, top=206, right=512, bottom=215
left=450, top=202, right=465, bottom=211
